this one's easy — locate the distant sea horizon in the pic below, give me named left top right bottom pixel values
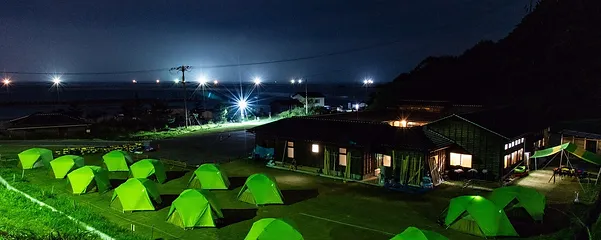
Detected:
left=0, top=82, right=375, bottom=120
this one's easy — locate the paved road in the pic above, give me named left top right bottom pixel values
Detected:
left=150, top=130, right=256, bottom=165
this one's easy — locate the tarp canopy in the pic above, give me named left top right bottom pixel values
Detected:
left=188, top=163, right=230, bottom=190
left=130, top=159, right=167, bottom=184
left=390, top=227, right=449, bottom=240
left=111, top=178, right=162, bottom=211
left=444, top=195, right=518, bottom=237
left=489, top=186, right=546, bottom=221
left=67, top=166, right=111, bottom=194
left=50, top=155, right=84, bottom=179
left=18, top=148, right=53, bottom=169
left=166, top=189, right=223, bottom=228
left=244, top=218, right=304, bottom=240
left=102, top=150, right=133, bottom=171
left=531, top=143, right=601, bottom=165
left=237, top=173, right=284, bottom=205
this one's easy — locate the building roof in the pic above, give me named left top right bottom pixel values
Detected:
left=292, top=92, right=325, bottom=98
left=445, top=106, right=549, bottom=139
left=559, top=129, right=601, bottom=139
left=7, top=113, right=89, bottom=130
left=249, top=117, right=446, bottom=151
left=316, top=110, right=445, bottom=123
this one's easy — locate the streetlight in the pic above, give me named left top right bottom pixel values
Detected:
left=253, top=77, right=262, bottom=85
left=291, top=78, right=308, bottom=115
left=253, top=77, right=262, bottom=116
left=237, top=99, right=248, bottom=120
left=174, top=78, right=180, bottom=84
left=51, top=76, right=61, bottom=106
left=2, top=78, right=10, bottom=96
left=156, top=79, right=160, bottom=84
left=213, top=80, right=218, bottom=85
left=132, top=79, right=137, bottom=84
left=363, top=78, right=374, bottom=105
left=198, top=76, right=208, bottom=111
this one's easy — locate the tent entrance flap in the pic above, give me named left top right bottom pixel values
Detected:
left=531, top=143, right=601, bottom=165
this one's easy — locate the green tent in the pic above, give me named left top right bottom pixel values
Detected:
left=50, top=155, right=85, bottom=179
left=67, top=166, right=111, bottom=194
left=18, top=148, right=53, bottom=169
left=102, top=150, right=133, bottom=172
left=444, top=195, right=518, bottom=237
left=390, top=227, right=448, bottom=240
left=188, top=163, right=230, bottom=190
left=166, top=189, right=223, bottom=228
left=130, top=159, right=167, bottom=184
left=237, top=173, right=284, bottom=205
left=244, top=218, right=303, bottom=240
left=111, top=178, right=162, bottom=212
left=489, top=186, right=546, bottom=221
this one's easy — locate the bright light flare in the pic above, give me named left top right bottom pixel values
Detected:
left=2, top=78, right=10, bottom=85
left=174, top=79, right=180, bottom=83
left=213, top=80, right=219, bottom=85
left=237, top=99, right=248, bottom=109
left=52, top=76, right=61, bottom=84
left=156, top=79, right=160, bottom=83
left=290, top=79, right=295, bottom=84
left=132, top=79, right=137, bottom=83
left=253, top=77, right=262, bottom=85
left=297, top=79, right=303, bottom=84
left=363, top=79, right=374, bottom=85
left=198, top=76, right=208, bottom=85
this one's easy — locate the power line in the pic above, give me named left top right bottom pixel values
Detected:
left=193, top=38, right=405, bottom=69
left=0, top=38, right=404, bottom=76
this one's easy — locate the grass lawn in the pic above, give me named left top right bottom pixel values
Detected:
left=130, top=119, right=272, bottom=140
left=0, top=145, right=598, bottom=240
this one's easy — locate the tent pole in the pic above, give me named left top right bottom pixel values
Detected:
left=564, top=151, right=586, bottom=192
left=559, top=135, right=564, bottom=167
left=541, top=153, right=559, bottom=169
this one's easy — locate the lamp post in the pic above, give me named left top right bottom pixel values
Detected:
left=199, top=76, right=208, bottom=111
left=2, top=78, right=10, bottom=97
left=291, top=78, right=308, bottom=115
left=253, top=77, right=262, bottom=117
left=362, top=78, right=373, bottom=106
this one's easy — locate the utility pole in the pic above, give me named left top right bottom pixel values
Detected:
left=170, top=65, right=192, bottom=128
left=304, top=80, right=308, bottom=115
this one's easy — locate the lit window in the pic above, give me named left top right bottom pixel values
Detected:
left=450, top=152, right=473, bottom=168
left=400, top=120, right=408, bottom=127
left=383, top=155, right=391, bottom=167
left=504, top=144, right=508, bottom=150
left=521, top=138, right=524, bottom=143
left=393, top=121, right=400, bottom=127
left=287, top=141, right=294, bottom=158
left=339, top=148, right=347, bottom=166
left=312, top=144, right=319, bottom=153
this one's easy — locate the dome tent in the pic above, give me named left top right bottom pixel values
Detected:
left=67, top=166, right=111, bottom=194
left=50, top=155, right=84, bottom=179
left=166, top=189, right=223, bottom=228
left=130, top=159, right=167, bottom=184
left=188, top=163, right=230, bottom=190
left=390, top=227, right=448, bottom=240
left=443, top=195, right=518, bottom=237
left=244, top=218, right=303, bottom=240
left=237, top=173, right=283, bottom=205
left=111, top=178, right=162, bottom=212
left=102, top=150, right=133, bottom=172
left=18, top=148, right=53, bottom=169
left=489, top=186, right=546, bottom=221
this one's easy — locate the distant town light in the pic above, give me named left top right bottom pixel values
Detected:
left=253, top=77, right=262, bottom=85
left=2, top=78, right=10, bottom=85
left=213, top=80, right=219, bottom=85
left=290, top=79, right=295, bottom=84
left=174, top=79, right=180, bottom=83
left=297, top=79, right=303, bottom=84
left=132, top=79, right=137, bottom=83
left=400, top=120, right=408, bottom=127
left=156, top=79, right=160, bottom=83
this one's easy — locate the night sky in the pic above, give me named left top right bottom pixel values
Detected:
left=0, top=0, right=528, bottom=83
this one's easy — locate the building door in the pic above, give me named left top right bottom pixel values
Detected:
left=586, top=140, right=598, bottom=153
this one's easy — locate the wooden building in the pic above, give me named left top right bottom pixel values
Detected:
left=559, top=130, right=601, bottom=154
left=424, top=106, right=550, bottom=180
left=249, top=117, right=455, bottom=187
